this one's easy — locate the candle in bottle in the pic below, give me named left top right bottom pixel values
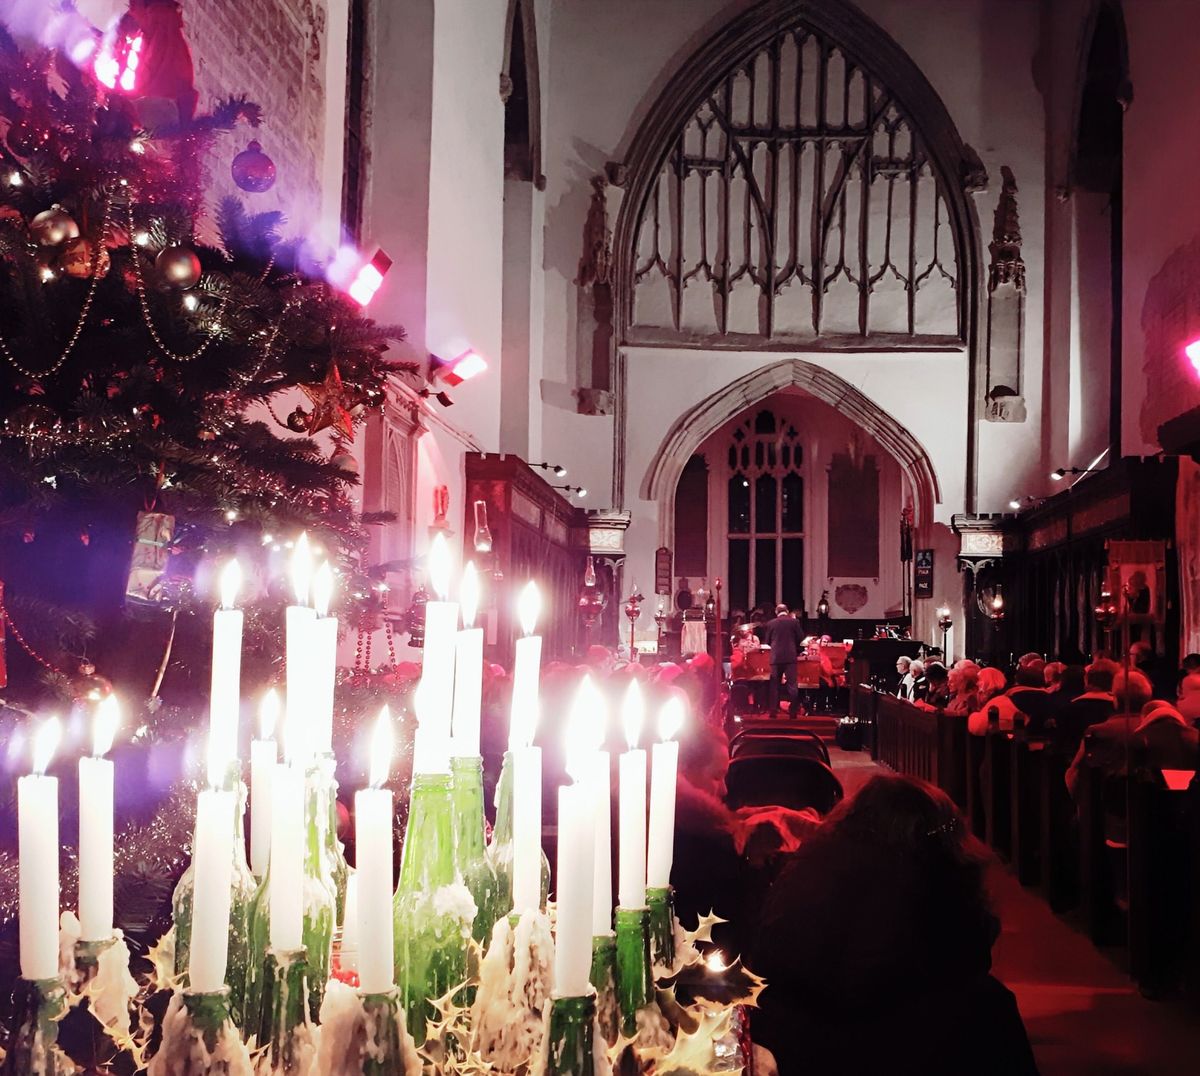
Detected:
left=617, top=680, right=647, bottom=910
left=269, top=737, right=306, bottom=952
left=591, top=744, right=613, bottom=936
left=249, top=690, right=280, bottom=879
left=451, top=561, right=484, bottom=757
left=310, top=561, right=339, bottom=756
left=355, top=708, right=395, bottom=994
left=285, top=533, right=316, bottom=765
left=419, top=533, right=458, bottom=746
left=19, top=718, right=61, bottom=981
left=189, top=742, right=235, bottom=993
left=555, top=678, right=604, bottom=995
left=210, top=559, right=243, bottom=772
left=646, top=697, right=685, bottom=889
left=78, top=696, right=119, bottom=942
left=510, top=581, right=542, bottom=728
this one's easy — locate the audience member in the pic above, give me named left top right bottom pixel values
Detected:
left=967, top=664, right=1048, bottom=735
left=1043, top=661, right=1066, bottom=692
left=751, top=775, right=1038, bottom=1076
left=1051, top=660, right=1117, bottom=756
left=896, top=656, right=915, bottom=699
left=907, top=659, right=927, bottom=703
left=917, top=662, right=950, bottom=709
left=944, top=661, right=981, bottom=717
left=1177, top=672, right=1200, bottom=726
left=1130, top=641, right=1175, bottom=702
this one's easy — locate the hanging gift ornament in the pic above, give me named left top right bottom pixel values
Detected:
left=60, top=236, right=111, bottom=280
left=231, top=140, right=276, bottom=193
left=30, top=205, right=81, bottom=247
left=155, top=245, right=202, bottom=288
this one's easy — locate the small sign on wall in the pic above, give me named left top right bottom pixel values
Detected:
left=914, top=549, right=934, bottom=599
left=655, top=547, right=673, bottom=595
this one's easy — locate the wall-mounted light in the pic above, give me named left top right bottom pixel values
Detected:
left=535, top=462, right=567, bottom=477
left=1050, top=466, right=1097, bottom=482
left=347, top=248, right=392, bottom=306
left=429, top=349, right=488, bottom=387
left=552, top=484, right=587, bottom=500
left=417, top=388, right=454, bottom=408
left=1186, top=338, right=1200, bottom=373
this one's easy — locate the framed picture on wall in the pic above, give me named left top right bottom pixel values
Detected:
left=1106, top=540, right=1167, bottom=625
left=914, top=549, right=934, bottom=599
left=655, top=547, right=673, bottom=595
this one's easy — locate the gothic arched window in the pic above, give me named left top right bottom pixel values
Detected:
left=726, top=410, right=804, bottom=612
left=617, top=6, right=977, bottom=350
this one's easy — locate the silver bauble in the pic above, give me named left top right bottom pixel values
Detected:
left=30, top=205, right=80, bottom=247
left=155, top=245, right=202, bottom=288
left=331, top=451, right=359, bottom=475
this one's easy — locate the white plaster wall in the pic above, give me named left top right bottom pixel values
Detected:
left=538, top=0, right=1049, bottom=520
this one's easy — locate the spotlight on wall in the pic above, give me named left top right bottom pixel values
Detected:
left=552, top=484, right=587, bottom=500
left=429, top=349, right=488, bottom=387
left=417, top=388, right=454, bottom=408
left=347, top=248, right=393, bottom=306
left=534, top=462, right=568, bottom=477
left=1050, top=468, right=1066, bottom=481
left=1008, top=499, right=1022, bottom=510
left=1050, top=465, right=1097, bottom=482
left=1186, top=338, right=1200, bottom=373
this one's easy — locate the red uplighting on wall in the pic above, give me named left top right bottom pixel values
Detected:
left=1186, top=338, right=1200, bottom=374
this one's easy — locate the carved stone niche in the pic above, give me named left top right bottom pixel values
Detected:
left=984, top=166, right=1026, bottom=423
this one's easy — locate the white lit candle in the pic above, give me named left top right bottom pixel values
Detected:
left=340, top=871, right=359, bottom=972
left=19, top=718, right=61, bottom=980
left=420, top=533, right=458, bottom=745
left=451, top=562, right=484, bottom=757
left=509, top=616, right=542, bottom=916
left=555, top=680, right=605, bottom=996
left=310, top=561, right=339, bottom=756
left=269, top=755, right=305, bottom=952
left=78, top=697, right=119, bottom=942
left=591, top=745, right=613, bottom=936
left=286, top=533, right=316, bottom=765
left=617, top=681, right=647, bottom=910
left=250, top=690, right=280, bottom=879
left=646, top=697, right=684, bottom=889
left=189, top=742, right=235, bottom=993
left=210, top=559, right=243, bottom=772
left=355, top=708, right=395, bottom=994
left=510, top=582, right=542, bottom=731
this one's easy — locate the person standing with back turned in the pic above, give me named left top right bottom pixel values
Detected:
left=765, top=603, right=805, bottom=716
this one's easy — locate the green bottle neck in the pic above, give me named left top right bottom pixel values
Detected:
left=492, top=751, right=513, bottom=844
left=398, top=773, right=456, bottom=893
left=451, top=756, right=487, bottom=861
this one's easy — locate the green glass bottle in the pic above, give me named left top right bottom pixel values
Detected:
left=256, top=948, right=315, bottom=1074
left=589, top=933, right=619, bottom=1046
left=646, top=886, right=676, bottom=971
left=393, top=769, right=472, bottom=1046
left=171, top=773, right=255, bottom=1028
left=4, top=977, right=68, bottom=1076
left=489, top=750, right=550, bottom=913
left=359, top=989, right=415, bottom=1076
left=316, top=754, right=350, bottom=923
left=451, top=755, right=502, bottom=943
left=614, top=907, right=652, bottom=1036
left=545, top=994, right=597, bottom=1076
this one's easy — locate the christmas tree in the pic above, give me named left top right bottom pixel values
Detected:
left=0, top=15, right=410, bottom=709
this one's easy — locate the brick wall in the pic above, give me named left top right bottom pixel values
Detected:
left=181, top=0, right=330, bottom=234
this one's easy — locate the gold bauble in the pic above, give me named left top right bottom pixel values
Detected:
left=30, top=204, right=80, bottom=247
left=155, top=245, right=202, bottom=288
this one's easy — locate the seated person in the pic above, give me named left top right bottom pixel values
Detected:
left=944, top=661, right=982, bottom=717
left=916, top=662, right=951, bottom=710
left=1177, top=672, right=1200, bottom=726
left=896, top=656, right=915, bottom=699
left=905, top=659, right=927, bottom=703
left=967, top=664, right=1046, bottom=735
left=751, top=775, right=1037, bottom=1076
left=1051, top=660, right=1117, bottom=756
left=1066, top=672, right=1200, bottom=801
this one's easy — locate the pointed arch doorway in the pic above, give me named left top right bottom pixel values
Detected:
left=644, top=360, right=940, bottom=622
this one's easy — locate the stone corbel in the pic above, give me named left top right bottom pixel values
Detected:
left=576, top=387, right=614, bottom=416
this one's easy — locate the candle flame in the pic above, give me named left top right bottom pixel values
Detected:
left=312, top=560, right=335, bottom=618
left=31, top=716, right=61, bottom=775
left=517, top=580, right=540, bottom=636
left=460, top=561, right=479, bottom=629
left=259, top=689, right=280, bottom=740
left=219, top=559, right=242, bottom=610
left=621, top=679, right=644, bottom=749
left=369, top=706, right=393, bottom=788
left=659, top=696, right=685, bottom=742
left=705, top=950, right=728, bottom=973
left=92, top=695, right=120, bottom=758
left=428, top=533, right=451, bottom=600
left=566, top=675, right=606, bottom=782
left=290, top=532, right=313, bottom=605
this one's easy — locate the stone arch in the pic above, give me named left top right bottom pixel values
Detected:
left=613, top=0, right=984, bottom=350
left=641, top=359, right=942, bottom=546
left=502, top=0, right=543, bottom=187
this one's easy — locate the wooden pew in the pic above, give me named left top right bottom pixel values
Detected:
left=1038, top=746, right=1079, bottom=912
left=1077, top=762, right=1121, bottom=946
left=965, top=732, right=985, bottom=840
left=937, top=710, right=967, bottom=810
left=983, top=727, right=1012, bottom=861
left=1010, top=731, right=1045, bottom=886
